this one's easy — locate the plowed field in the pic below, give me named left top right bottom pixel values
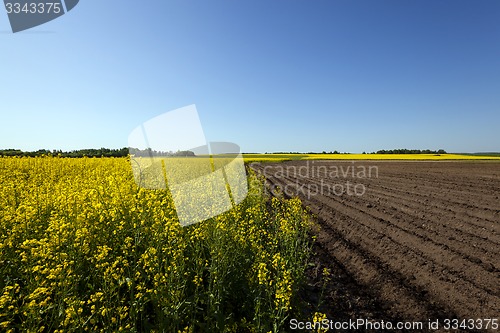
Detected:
left=251, top=161, right=500, bottom=327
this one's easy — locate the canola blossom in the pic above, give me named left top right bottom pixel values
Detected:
left=0, top=156, right=312, bottom=332
left=243, top=153, right=500, bottom=163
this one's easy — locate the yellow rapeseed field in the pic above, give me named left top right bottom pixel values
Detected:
left=243, top=153, right=500, bottom=163
left=0, top=156, right=312, bottom=332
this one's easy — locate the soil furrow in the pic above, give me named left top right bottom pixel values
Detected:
left=251, top=161, right=500, bottom=325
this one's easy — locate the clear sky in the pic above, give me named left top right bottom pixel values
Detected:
left=1, top=0, right=499, bottom=153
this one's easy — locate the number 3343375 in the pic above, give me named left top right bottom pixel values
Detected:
left=5, top=2, right=62, bottom=14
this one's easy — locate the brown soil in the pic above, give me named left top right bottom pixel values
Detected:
left=251, top=161, right=500, bottom=332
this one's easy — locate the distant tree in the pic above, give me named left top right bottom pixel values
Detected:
left=376, top=148, right=447, bottom=154
left=174, top=150, right=195, bottom=157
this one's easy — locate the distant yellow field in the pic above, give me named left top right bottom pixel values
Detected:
left=243, top=153, right=500, bottom=163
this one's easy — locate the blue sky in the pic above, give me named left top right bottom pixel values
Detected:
left=1, top=0, right=499, bottom=153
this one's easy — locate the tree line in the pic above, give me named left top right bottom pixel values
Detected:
left=0, top=147, right=447, bottom=157
left=268, top=149, right=447, bottom=154
left=0, top=148, right=129, bottom=158
left=375, top=149, right=447, bottom=154
left=0, top=148, right=198, bottom=158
